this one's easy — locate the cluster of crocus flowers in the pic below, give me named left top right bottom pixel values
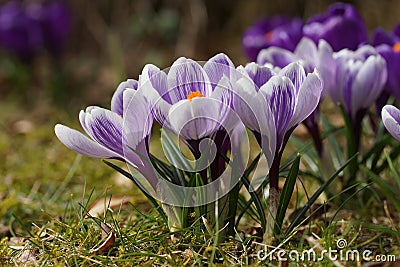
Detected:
left=55, top=2, right=400, bottom=245
left=242, top=3, right=368, bottom=62
left=0, top=0, right=70, bottom=61
left=55, top=53, right=324, bottom=239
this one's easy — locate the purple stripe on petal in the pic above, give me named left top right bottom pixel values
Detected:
left=278, top=62, right=306, bottom=93
left=140, top=64, right=171, bottom=104
left=167, top=57, right=212, bottom=103
left=382, top=105, right=400, bottom=141
left=111, top=79, right=138, bottom=115
left=82, top=108, right=124, bottom=156
left=288, top=71, right=323, bottom=129
left=261, top=76, right=296, bottom=144
left=352, top=55, right=387, bottom=115
left=243, top=63, right=275, bottom=90
left=55, top=124, right=119, bottom=158
left=123, top=89, right=153, bottom=149
left=203, top=53, right=234, bottom=89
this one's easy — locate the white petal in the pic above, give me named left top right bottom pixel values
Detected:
left=288, top=71, right=323, bottom=129
left=168, top=98, right=221, bottom=140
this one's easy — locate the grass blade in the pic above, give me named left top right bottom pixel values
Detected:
left=103, top=160, right=168, bottom=224
left=274, top=153, right=300, bottom=236
left=285, top=153, right=358, bottom=235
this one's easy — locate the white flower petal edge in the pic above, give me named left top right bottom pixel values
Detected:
left=288, top=70, right=323, bottom=130
left=382, top=105, right=400, bottom=142
left=54, top=124, right=119, bottom=158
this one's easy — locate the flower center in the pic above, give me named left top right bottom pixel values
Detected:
left=264, top=31, right=273, bottom=41
left=393, top=41, right=400, bottom=52
left=187, top=90, right=204, bottom=101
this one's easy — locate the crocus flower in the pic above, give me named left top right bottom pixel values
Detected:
left=382, top=105, right=400, bottom=141
left=0, top=0, right=43, bottom=61
left=303, top=3, right=368, bottom=51
left=141, top=53, right=237, bottom=180
left=373, top=24, right=400, bottom=104
left=257, top=37, right=335, bottom=155
left=234, top=62, right=323, bottom=181
left=330, top=45, right=387, bottom=126
left=55, top=80, right=157, bottom=188
left=242, top=16, right=303, bottom=61
left=233, top=61, right=323, bottom=241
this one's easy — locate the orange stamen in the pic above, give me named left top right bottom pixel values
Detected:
left=393, top=41, right=400, bottom=52
left=264, top=31, right=273, bottom=41
left=187, top=90, right=204, bottom=101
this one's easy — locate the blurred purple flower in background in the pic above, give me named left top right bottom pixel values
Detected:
left=303, top=3, right=368, bottom=52
left=242, top=16, right=303, bottom=61
left=40, top=0, right=71, bottom=57
left=373, top=24, right=400, bottom=104
left=0, top=1, right=42, bottom=61
left=0, top=0, right=70, bottom=61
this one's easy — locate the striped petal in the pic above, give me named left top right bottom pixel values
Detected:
left=351, top=55, right=387, bottom=116
left=382, top=105, right=400, bottom=141
left=203, top=53, right=235, bottom=89
left=288, top=71, right=323, bottom=129
left=55, top=124, right=119, bottom=159
left=278, top=62, right=306, bottom=93
left=79, top=107, right=124, bottom=156
left=139, top=64, right=170, bottom=104
left=111, top=79, right=138, bottom=116
left=167, top=57, right=212, bottom=103
left=260, top=76, right=296, bottom=146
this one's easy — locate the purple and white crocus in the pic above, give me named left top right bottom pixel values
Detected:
left=234, top=62, right=323, bottom=182
left=233, top=62, right=323, bottom=238
left=141, top=53, right=237, bottom=180
left=55, top=80, right=157, bottom=188
left=329, top=45, right=387, bottom=146
left=257, top=37, right=335, bottom=155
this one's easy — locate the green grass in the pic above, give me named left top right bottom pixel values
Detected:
left=0, top=98, right=399, bottom=266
